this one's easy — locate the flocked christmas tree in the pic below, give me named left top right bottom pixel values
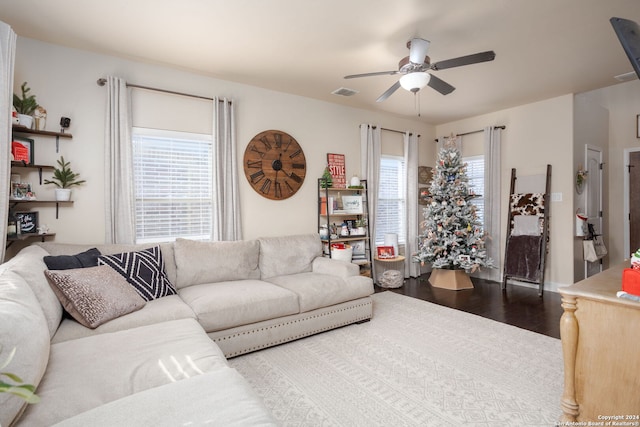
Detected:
left=413, top=137, right=493, bottom=272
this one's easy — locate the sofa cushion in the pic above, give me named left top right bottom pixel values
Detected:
left=98, top=246, right=176, bottom=301
left=266, top=272, right=374, bottom=312
left=0, top=268, right=50, bottom=427
left=44, top=266, right=146, bottom=328
left=178, top=279, right=299, bottom=332
left=16, top=318, right=228, bottom=427
left=173, top=238, right=260, bottom=289
left=4, top=245, right=62, bottom=338
left=51, top=368, right=278, bottom=427
left=258, top=233, right=322, bottom=279
left=37, top=242, right=178, bottom=287
left=43, top=248, right=101, bottom=270
left=51, top=294, right=196, bottom=343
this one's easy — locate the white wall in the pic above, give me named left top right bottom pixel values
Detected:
left=7, top=37, right=434, bottom=258
left=436, top=95, right=575, bottom=289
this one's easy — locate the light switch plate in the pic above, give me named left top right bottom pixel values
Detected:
left=551, top=192, right=562, bottom=202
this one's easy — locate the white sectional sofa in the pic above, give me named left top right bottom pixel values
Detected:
left=0, top=233, right=374, bottom=426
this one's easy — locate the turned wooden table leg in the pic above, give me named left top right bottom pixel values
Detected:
left=560, top=294, right=579, bottom=421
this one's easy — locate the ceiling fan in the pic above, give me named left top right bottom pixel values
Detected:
left=344, top=38, right=496, bottom=102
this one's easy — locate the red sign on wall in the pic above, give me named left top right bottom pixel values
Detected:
left=327, top=153, right=346, bottom=189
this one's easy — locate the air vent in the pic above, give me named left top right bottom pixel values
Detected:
left=614, top=71, right=638, bottom=82
left=332, top=87, right=359, bottom=97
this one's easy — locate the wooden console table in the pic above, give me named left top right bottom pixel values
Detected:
left=558, top=262, right=640, bottom=422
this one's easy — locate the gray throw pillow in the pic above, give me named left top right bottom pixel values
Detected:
left=45, top=265, right=145, bottom=328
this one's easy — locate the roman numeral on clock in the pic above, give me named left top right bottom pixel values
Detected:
left=284, top=180, right=294, bottom=194
left=260, top=178, right=272, bottom=194
left=250, top=170, right=265, bottom=183
left=289, top=172, right=302, bottom=183
left=273, top=133, right=282, bottom=149
left=292, top=163, right=305, bottom=169
left=250, top=144, right=265, bottom=158
left=259, top=136, right=272, bottom=151
left=274, top=181, right=282, bottom=198
left=283, top=137, right=292, bottom=152
left=289, top=149, right=302, bottom=159
left=246, top=160, right=262, bottom=168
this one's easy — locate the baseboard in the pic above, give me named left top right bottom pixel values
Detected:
left=506, top=279, right=561, bottom=293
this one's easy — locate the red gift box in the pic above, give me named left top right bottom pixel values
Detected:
left=622, top=268, right=640, bottom=296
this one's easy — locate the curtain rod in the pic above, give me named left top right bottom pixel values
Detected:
left=360, top=124, right=421, bottom=138
left=433, top=125, right=505, bottom=142
left=96, top=78, right=230, bottom=103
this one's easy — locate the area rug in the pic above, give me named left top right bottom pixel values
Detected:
left=228, top=291, right=563, bottom=426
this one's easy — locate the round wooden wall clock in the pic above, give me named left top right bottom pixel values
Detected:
left=243, top=130, right=307, bottom=200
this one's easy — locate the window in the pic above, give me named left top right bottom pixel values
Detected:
left=376, top=156, right=406, bottom=246
left=132, top=128, right=212, bottom=243
left=463, top=155, right=484, bottom=225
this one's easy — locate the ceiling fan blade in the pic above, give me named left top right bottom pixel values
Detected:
left=409, top=38, right=430, bottom=64
left=344, top=70, right=399, bottom=79
left=376, top=81, right=402, bottom=102
left=427, top=74, right=455, bottom=95
left=431, top=51, right=496, bottom=71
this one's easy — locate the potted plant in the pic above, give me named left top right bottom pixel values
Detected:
left=13, top=82, right=38, bottom=129
left=44, top=156, right=86, bottom=201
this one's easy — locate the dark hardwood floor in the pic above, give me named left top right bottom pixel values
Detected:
left=375, top=273, right=563, bottom=339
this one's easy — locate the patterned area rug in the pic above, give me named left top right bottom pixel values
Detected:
left=228, top=291, right=563, bottom=426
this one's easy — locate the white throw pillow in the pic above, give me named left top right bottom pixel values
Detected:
left=511, top=215, right=541, bottom=236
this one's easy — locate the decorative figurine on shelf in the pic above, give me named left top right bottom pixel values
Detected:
left=7, top=211, right=19, bottom=238
left=340, top=221, right=349, bottom=237
left=349, top=175, right=361, bottom=187
left=37, top=224, right=49, bottom=235
left=11, top=106, right=19, bottom=125
left=34, top=106, right=47, bottom=130
left=320, top=167, right=333, bottom=188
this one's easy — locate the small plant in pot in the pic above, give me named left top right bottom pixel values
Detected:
left=13, top=82, right=38, bottom=129
left=44, top=156, right=85, bottom=201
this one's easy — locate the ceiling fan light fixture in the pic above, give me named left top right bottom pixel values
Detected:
left=399, top=72, right=430, bottom=93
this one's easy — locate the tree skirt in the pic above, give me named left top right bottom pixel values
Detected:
left=228, top=292, right=563, bottom=426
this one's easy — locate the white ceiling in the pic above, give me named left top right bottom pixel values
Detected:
left=2, top=0, right=639, bottom=124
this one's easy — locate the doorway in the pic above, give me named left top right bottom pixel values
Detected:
left=625, top=148, right=640, bottom=257
left=585, top=145, right=603, bottom=278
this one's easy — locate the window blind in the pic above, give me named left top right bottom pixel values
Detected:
left=376, top=156, right=406, bottom=246
left=132, top=128, right=212, bottom=243
left=464, top=155, right=485, bottom=225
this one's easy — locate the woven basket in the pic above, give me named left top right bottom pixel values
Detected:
left=379, top=269, right=403, bottom=288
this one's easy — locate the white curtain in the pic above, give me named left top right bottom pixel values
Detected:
left=478, top=126, right=502, bottom=281
left=404, top=132, right=420, bottom=277
left=104, top=76, right=135, bottom=244
left=211, top=98, right=241, bottom=241
left=360, top=124, right=380, bottom=279
left=0, top=22, right=16, bottom=261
